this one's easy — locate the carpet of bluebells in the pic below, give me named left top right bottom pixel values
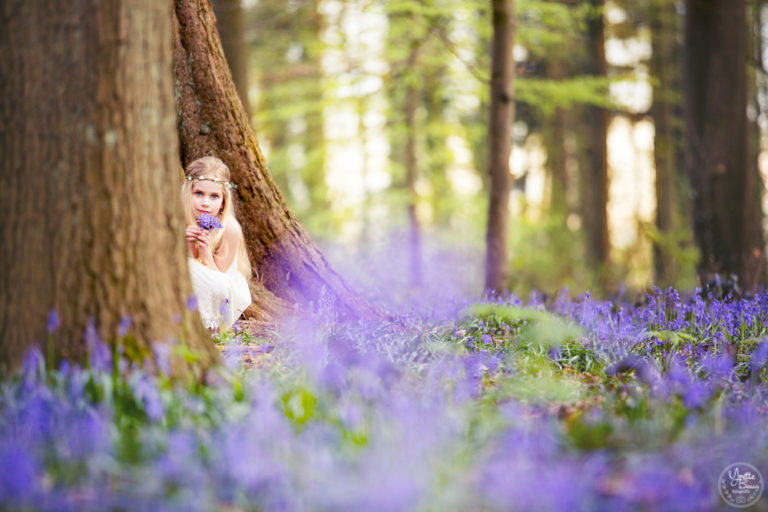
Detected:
left=3, top=256, right=768, bottom=510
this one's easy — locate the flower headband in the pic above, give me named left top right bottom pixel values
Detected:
left=185, top=175, right=238, bottom=190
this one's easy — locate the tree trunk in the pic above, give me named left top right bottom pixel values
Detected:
left=582, top=0, right=610, bottom=280
left=172, top=0, right=383, bottom=322
left=211, top=0, right=250, bottom=119
left=405, top=43, right=424, bottom=287
left=0, top=0, right=217, bottom=372
left=649, top=0, right=683, bottom=287
left=684, top=0, right=766, bottom=293
left=749, top=0, right=768, bottom=287
left=424, top=62, right=452, bottom=226
left=543, top=59, right=569, bottom=216
left=301, top=0, right=329, bottom=214
left=485, top=0, right=515, bottom=294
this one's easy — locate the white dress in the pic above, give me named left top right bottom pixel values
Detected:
left=188, top=254, right=251, bottom=331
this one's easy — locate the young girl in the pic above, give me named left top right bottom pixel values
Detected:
left=182, top=156, right=252, bottom=331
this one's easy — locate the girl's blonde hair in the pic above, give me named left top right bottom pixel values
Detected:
left=182, top=156, right=252, bottom=279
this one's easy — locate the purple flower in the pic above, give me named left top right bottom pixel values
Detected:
left=118, top=315, right=132, bottom=337
left=21, top=347, right=44, bottom=385
left=0, top=442, right=40, bottom=503
left=153, top=342, right=172, bottom=374
left=186, top=294, right=198, bottom=312
left=197, top=213, right=223, bottom=231
left=130, top=374, right=164, bottom=421
left=85, top=319, right=111, bottom=372
left=750, top=341, right=768, bottom=371
left=220, top=298, right=230, bottom=316
left=46, top=309, right=59, bottom=334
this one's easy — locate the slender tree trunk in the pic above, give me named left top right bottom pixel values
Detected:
left=357, top=95, right=372, bottom=251
left=422, top=24, right=452, bottom=226
left=544, top=108, right=569, bottom=215
left=405, top=43, right=423, bottom=287
left=172, top=0, right=383, bottom=321
left=211, top=0, right=250, bottom=119
left=543, top=59, right=569, bottom=216
left=485, top=0, right=515, bottom=294
left=0, top=0, right=216, bottom=372
left=684, top=0, right=766, bottom=292
left=582, top=0, right=610, bottom=279
left=650, top=0, right=683, bottom=287
left=301, top=0, right=329, bottom=214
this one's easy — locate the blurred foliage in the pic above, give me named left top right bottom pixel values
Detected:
left=243, top=0, right=701, bottom=296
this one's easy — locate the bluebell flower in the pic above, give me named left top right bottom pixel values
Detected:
left=0, top=442, right=40, bottom=504
left=219, top=298, right=230, bottom=316
left=130, top=374, right=164, bottom=421
left=85, top=320, right=111, bottom=372
left=197, top=212, right=223, bottom=231
left=750, top=340, right=768, bottom=372
left=118, top=315, right=132, bottom=337
left=683, top=381, right=711, bottom=409
left=46, top=309, right=59, bottom=334
left=153, top=342, right=172, bottom=375
left=21, top=347, right=45, bottom=386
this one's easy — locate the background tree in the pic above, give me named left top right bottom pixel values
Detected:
left=0, top=0, right=217, bottom=371
left=247, top=0, right=329, bottom=225
left=648, top=0, right=686, bottom=287
left=386, top=4, right=426, bottom=286
left=485, top=0, right=516, bottom=294
left=580, top=0, right=610, bottom=283
left=212, top=0, right=251, bottom=119
left=683, top=0, right=766, bottom=293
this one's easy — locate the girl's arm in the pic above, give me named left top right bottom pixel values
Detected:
left=212, top=217, right=241, bottom=272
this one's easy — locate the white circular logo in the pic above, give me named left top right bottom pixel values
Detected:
left=719, top=462, right=764, bottom=508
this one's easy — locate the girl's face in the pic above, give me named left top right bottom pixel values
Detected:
left=191, top=179, right=225, bottom=218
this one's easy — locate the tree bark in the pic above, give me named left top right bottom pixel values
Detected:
left=649, top=0, right=684, bottom=287
left=581, top=0, right=610, bottom=280
left=211, top=0, right=250, bottom=119
left=684, top=0, right=766, bottom=292
left=405, top=43, right=424, bottom=287
left=485, top=0, right=515, bottom=294
left=0, top=0, right=217, bottom=372
left=172, top=0, right=382, bottom=322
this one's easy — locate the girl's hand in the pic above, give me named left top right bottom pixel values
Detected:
left=186, top=225, right=202, bottom=244
left=186, top=225, right=202, bottom=257
left=196, top=230, right=216, bottom=268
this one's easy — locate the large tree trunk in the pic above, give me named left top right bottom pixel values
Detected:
left=649, top=0, right=684, bottom=287
left=484, top=0, right=515, bottom=294
left=172, top=0, right=382, bottom=322
left=0, top=0, right=217, bottom=371
left=211, top=0, right=250, bottom=119
left=684, top=0, right=766, bottom=293
left=582, top=0, right=610, bottom=281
